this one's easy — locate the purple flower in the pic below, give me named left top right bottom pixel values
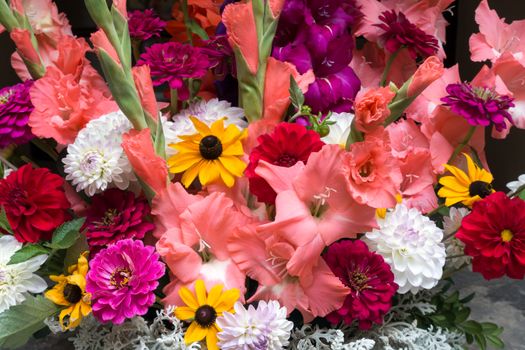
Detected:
left=86, top=239, right=165, bottom=324
left=441, top=83, right=514, bottom=131
left=201, top=35, right=235, bottom=80
left=137, top=42, right=211, bottom=100
left=0, top=81, right=34, bottom=148
left=128, top=9, right=166, bottom=41
left=375, top=10, right=438, bottom=59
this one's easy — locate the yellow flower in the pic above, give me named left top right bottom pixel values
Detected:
left=175, top=279, right=240, bottom=350
left=438, top=153, right=494, bottom=207
left=45, top=252, right=91, bottom=330
left=168, top=117, right=247, bottom=188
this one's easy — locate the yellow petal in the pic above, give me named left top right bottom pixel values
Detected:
left=210, top=118, right=226, bottom=137
left=191, top=116, right=212, bottom=136
left=181, top=162, right=204, bottom=188
left=67, top=274, right=86, bottom=291
left=194, top=280, right=207, bottom=306
left=174, top=306, right=196, bottom=321
left=206, top=327, right=220, bottom=350
left=214, top=288, right=240, bottom=313
left=45, top=286, right=69, bottom=306
left=221, top=124, right=244, bottom=146
left=76, top=252, right=89, bottom=276
left=221, top=141, right=245, bottom=156
left=479, top=169, right=494, bottom=184
left=198, top=161, right=221, bottom=186
left=218, top=156, right=246, bottom=177
left=168, top=153, right=201, bottom=173
left=58, top=306, right=74, bottom=330
left=178, top=286, right=199, bottom=310
left=80, top=301, right=92, bottom=317
left=438, top=176, right=469, bottom=194
left=185, top=321, right=208, bottom=343
left=207, top=284, right=223, bottom=308
left=443, top=164, right=470, bottom=187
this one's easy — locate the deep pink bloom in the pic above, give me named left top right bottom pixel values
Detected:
left=0, top=80, right=34, bottom=148
left=137, top=42, right=211, bottom=100
left=245, top=123, right=324, bottom=204
left=375, top=10, right=438, bottom=59
left=86, top=239, right=165, bottom=324
left=128, top=9, right=166, bottom=41
left=324, top=240, right=397, bottom=330
left=84, top=189, right=155, bottom=255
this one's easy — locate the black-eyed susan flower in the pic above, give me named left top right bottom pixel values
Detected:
left=438, top=153, right=494, bottom=207
left=175, top=279, right=240, bottom=350
left=167, top=117, right=247, bottom=188
left=45, top=252, right=91, bottom=330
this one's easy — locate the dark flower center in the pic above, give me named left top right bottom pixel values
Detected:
left=63, top=284, right=83, bottom=304
left=194, top=305, right=217, bottom=327
left=110, top=267, right=132, bottom=288
left=274, top=153, right=298, bottom=167
left=100, top=208, right=119, bottom=227
left=0, top=89, right=13, bottom=104
left=359, top=161, right=373, bottom=178
left=199, top=135, right=223, bottom=160
left=469, top=181, right=492, bottom=198
left=5, top=186, right=34, bottom=215
left=349, top=271, right=369, bottom=292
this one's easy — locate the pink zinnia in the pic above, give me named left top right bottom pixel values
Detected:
left=84, top=189, right=155, bottom=255
left=0, top=80, right=34, bottom=148
left=324, top=240, right=397, bottom=330
left=128, top=9, right=166, bottom=41
left=86, top=239, right=165, bottom=324
left=137, top=42, right=211, bottom=100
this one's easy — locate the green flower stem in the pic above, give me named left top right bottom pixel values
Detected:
left=181, top=0, right=193, bottom=45
left=131, top=39, right=141, bottom=63
left=170, top=88, right=179, bottom=116
left=447, top=126, right=476, bottom=165
left=380, top=50, right=400, bottom=87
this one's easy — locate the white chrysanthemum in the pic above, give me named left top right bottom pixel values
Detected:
left=0, top=235, right=47, bottom=313
left=63, top=111, right=137, bottom=196
left=443, top=208, right=471, bottom=270
left=321, top=112, right=354, bottom=147
left=217, top=301, right=293, bottom=350
left=507, top=174, right=525, bottom=193
left=365, top=204, right=446, bottom=294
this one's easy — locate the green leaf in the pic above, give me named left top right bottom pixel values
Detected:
left=289, top=75, right=305, bottom=109
left=0, top=206, right=12, bottom=234
left=481, top=322, right=500, bottom=334
left=186, top=19, right=209, bottom=40
left=460, top=320, right=483, bottom=335
left=475, top=334, right=487, bottom=350
left=8, top=244, right=49, bottom=265
left=0, top=295, right=59, bottom=349
left=486, top=334, right=505, bottom=348
left=455, top=307, right=470, bottom=324
left=47, top=218, right=85, bottom=250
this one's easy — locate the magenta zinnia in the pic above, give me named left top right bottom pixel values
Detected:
left=86, top=239, right=165, bottom=324
left=0, top=80, right=34, bottom=148
left=84, top=189, right=155, bottom=255
left=137, top=42, right=211, bottom=100
left=128, top=9, right=166, bottom=41
left=323, top=240, right=398, bottom=330
left=375, top=10, right=438, bottom=59
left=441, top=83, right=514, bottom=131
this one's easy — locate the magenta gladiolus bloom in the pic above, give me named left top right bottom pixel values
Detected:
left=128, top=9, right=166, bottom=41
left=86, top=239, right=165, bottom=324
left=0, top=80, right=34, bottom=148
left=441, top=83, right=514, bottom=131
left=324, top=240, right=398, bottom=330
left=137, top=42, right=211, bottom=100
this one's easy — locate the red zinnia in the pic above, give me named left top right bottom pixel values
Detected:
left=0, top=165, right=70, bottom=243
left=456, top=192, right=525, bottom=280
left=245, top=123, right=324, bottom=204
left=323, top=240, right=398, bottom=330
left=84, top=189, right=155, bottom=255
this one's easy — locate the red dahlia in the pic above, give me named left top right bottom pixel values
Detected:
left=245, top=123, right=324, bottom=204
left=84, top=189, right=155, bottom=254
left=323, top=240, right=398, bottom=330
left=0, top=164, right=70, bottom=243
left=456, top=192, right=525, bottom=280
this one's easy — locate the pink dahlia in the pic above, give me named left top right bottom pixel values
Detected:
left=137, top=42, right=211, bottom=100
left=86, top=239, right=165, bottom=324
left=324, top=240, right=397, bottom=330
left=128, top=9, right=166, bottom=41
left=0, top=80, right=34, bottom=148
left=84, top=189, right=155, bottom=255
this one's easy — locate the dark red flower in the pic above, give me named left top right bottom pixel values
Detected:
left=456, top=192, right=525, bottom=280
left=375, top=10, right=438, bottom=59
left=245, top=123, right=324, bottom=204
left=0, top=165, right=70, bottom=243
left=84, top=189, right=155, bottom=254
left=323, top=240, right=398, bottom=330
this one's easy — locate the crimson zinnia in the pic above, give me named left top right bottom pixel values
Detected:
left=245, top=123, right=324, bottom=204
left=323, top=239, right=398, bottom=330
left=0, top=164, right=70, bottom=242
left=456, top=192, right=525, bottom=280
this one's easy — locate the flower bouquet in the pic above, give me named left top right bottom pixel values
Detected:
left=0, top=0, right=523, bottom=349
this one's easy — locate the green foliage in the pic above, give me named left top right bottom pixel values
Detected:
left=0, top=295, right=59, bottom=349
left=45, top=218, right=86, bottom=250
left=289, top=76, right=305, bottom=110
left=0, top=206, right=13, bottom=234
left=8, top=244, right=49, bottom=265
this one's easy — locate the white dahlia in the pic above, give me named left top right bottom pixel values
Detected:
left=321, top=112, right=354, bottom=147
left=63, top=111, right=136, bottom=197
left=365, top=204, right=446, bottom=294
left=443, top=207, right=471, bottom=269
left=0, top=235, right=47, bottom=313
left=217, top=301, right=293, bottom=350
left=507, top=173, right=525, bottom=193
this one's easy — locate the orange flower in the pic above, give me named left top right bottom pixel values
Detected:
left=354, top=87, right=396, bottom=133
left=167, top=0, right=222, bottom=44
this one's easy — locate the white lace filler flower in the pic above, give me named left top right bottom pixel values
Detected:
left=321, top=112, right=354, bottom=147
left=443, top=208, right=471, bottom=270
left=217, top=300, right=293, bottom=350
left=0, top=235, right=47, bottom=313
left=507, top=174, right=525, bottom=193
left=365, top=204, right=446, bottom=294
left=63, top=111, right=137, bottom=197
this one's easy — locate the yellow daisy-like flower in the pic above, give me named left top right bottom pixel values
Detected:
left=438, top=153, right=494, bottom=207
left=168, top=117, right=247, bottom=188
left=45, top=252, right=91, bottom=330
left=175, top=279, right=240, bottom=350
